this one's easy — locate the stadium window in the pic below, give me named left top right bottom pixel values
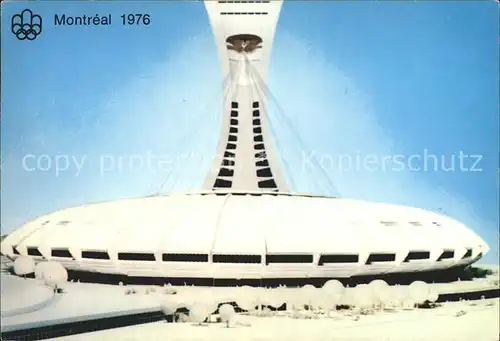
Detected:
left=403, top=251, right=430, bottom=262
left=81, top=250, right=110, bottom=260
left=51, top=248, right=73, bottom=258
left=437, top=250, right=454, bottom=261
left=118, top=252, right=156, bottom=261
left=213, top=254, right=261, bottom=264
left=27, top=247, right=43, bottom=257
left=365, top=253, right=396, bottom=264
left=318, top=254, right=359, bottom=265
left=162, top=253, right=209, bottom=262
left=266, top=254, right=313, bottom=264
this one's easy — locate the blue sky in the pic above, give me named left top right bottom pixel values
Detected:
left=1, top=1, right=498, bottom=263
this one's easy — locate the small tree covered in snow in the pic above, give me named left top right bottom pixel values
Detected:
left=235, top=286, right=257, bottom=313
left=163, top=283, right=177, bottom=295
left=369, top=279, right=389, bottom=310
left=160, top=300, right=179, bottom=322
left=189, top=303, right=209, bottom=326
left=301, top=284, right=317, bottom=311
left=427, top=290, right=439, bottom=304
left=409, top=281, right=430, bottom=306
left=235, top=296, right=255, bottom=313
left=393, top=285, right=409, bottom=309
left=285, top=290, right=305, bottom=318
left=322, top=280, right=345, bottom=315
left=219, top=304, right=236, bottom=328
left=14, top=256, right=35, bottom=278
left=262, top=288, right=284, bottom=313
left=197, top=289, right=218, bottom=322
left=353, top=284, right=375, bottom=314
left=377, top=285, right=394, bottom=310
left=43, top=261, right=68, bottom=293
left=34, top=262, right=50, bottom=280
left=322, top=280, right=344, bottom=298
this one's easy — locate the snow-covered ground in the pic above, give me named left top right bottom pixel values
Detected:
left=1, top=276, right=54, bottom=317
left=1, top=277, right=161, bottom=331
left=1, top=264, right=499, bottom=337
left=45, top=299, right=499, bottom=341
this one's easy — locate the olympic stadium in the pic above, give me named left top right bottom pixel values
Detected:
left=0, top=0, right=490, bottom=285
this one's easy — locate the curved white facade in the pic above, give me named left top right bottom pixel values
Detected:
left=0, top=192, right=488, bottom=279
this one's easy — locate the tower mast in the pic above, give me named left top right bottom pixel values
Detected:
left=203, top=0, right=288, bottom=192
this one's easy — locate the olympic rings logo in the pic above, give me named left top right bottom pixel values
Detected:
left=11, top=9, right=42, bottom=41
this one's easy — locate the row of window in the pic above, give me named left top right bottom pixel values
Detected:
left=224, top=106, right=239, bottom=155
left=212, top=103, right=241, bottom=189
left=252, top=108, right=273, bottom=181
left=15, top=247, right=470, bottom=264
left=251, top=107, right=278, bottom=190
